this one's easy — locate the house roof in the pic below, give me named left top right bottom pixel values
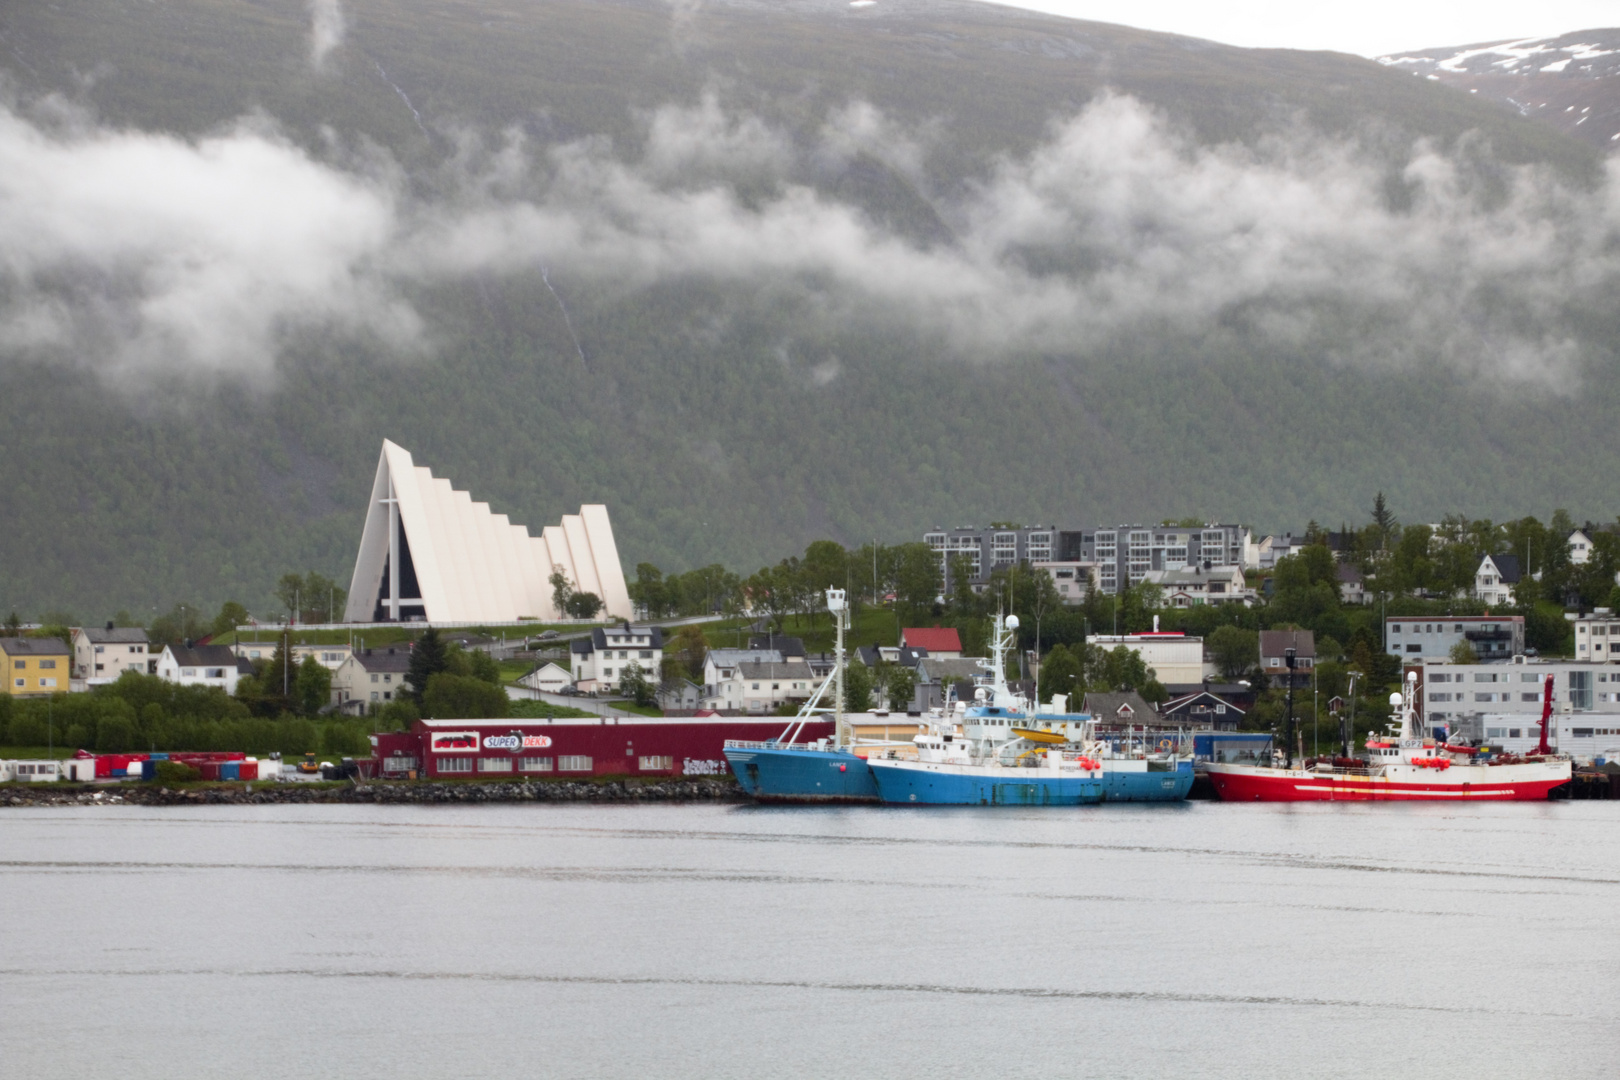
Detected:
left=902, top=627, right=962, bottom=653
left=855, top=645, right=882, bottom=667
left=1258, top=629, right=1315, bottom=659
left=1081, top=691, right=1157, bottom=721
left=0, top=636, right=71, bottom=656
left=1335, top=563, right=1364, bottom=584
left=352, top=647, right=412, bottom=673
left=589, top=624, right=665, bottom=652
left=165, top=644, right=243, bottom=669
left=747, top=634, right=805, bottom=657
left=79, top=627, right=150, bottom=645
left=735, top=661, right=816, bottom=681
left=916, top=657, right=988, bottom=683
left=1483, top=553, right=1522, bottom=584
left=1162, top=690, right=1246, bottom=716
left=708, top=648, right=784, bottom=667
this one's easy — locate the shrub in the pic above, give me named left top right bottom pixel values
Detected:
left=153, top=760, right=199, bottom=783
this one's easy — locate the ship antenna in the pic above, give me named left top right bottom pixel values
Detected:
left=829, top=588, right=849, bottom=751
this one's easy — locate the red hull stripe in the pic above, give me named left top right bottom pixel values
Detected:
left=1210, top=772, right=1566, bottom=802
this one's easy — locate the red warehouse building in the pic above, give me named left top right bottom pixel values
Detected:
left=372, top=716, right=834, bottom=780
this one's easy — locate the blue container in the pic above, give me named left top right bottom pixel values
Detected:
left=219, top=762, right=240, bottom=781
left=140, top=760, right=157, bottom=781
left=150, top=753, right=169, bottom=761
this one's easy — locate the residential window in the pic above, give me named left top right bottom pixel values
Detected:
left=371, top=692, right=379, bottom=701
left=752, top=683, right=760, bottom=690
left=558, top=755, right=593, bottom=772
left=40, top=678, right=56, bottom=688
left=1521, top=693, right=1539, bottom=702
left=13, top=679, right=23, bottom=687
left=638, top=755, right=674, bottom=771
left=182, top=668, right=196, bottom=677
left=603, top=667, right=613, bottom=677
left=640, top=651, right=653, bottom=659
left=383, top=674, right=391, bottom=683
left=371, top=674, right=378, bottom=683
left=1406, top=644, right=1421, bottom=653
left=40, top=659, right=55, bottom=669
left=95, top=646, right=105, bottom=654
left=1521, top=673, right=1539, bottom=682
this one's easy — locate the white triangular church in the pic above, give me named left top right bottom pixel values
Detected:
left=344, top=440, right=632, bottom=623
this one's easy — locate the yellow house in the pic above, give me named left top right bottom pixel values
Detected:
left=1, top=637, right=74, bottom=696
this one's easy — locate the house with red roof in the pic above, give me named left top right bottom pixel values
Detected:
left=900, top=627, right=962, bottom=659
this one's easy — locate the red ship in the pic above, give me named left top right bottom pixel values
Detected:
left=1206, top=672, right=1571, bottom=801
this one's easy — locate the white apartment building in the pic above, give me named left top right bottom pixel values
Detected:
left=1570, top=610, right=1620, bottom=662
left=1386, top=616, right=1525, bottom=662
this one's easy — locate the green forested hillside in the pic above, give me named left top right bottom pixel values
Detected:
left=1, top=0, right=1617, bottom=620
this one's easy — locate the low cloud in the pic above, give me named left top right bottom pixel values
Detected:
left=310, top=0, right=346, bottom=69
left=2, top=92, right=1619, bottom=390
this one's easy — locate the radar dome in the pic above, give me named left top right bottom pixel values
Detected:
left=1388, top=692, right=1404, bottom=706
left=1006, top=615, right=1020, bottom=630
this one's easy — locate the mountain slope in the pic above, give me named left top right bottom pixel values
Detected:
left=1378, top=29, right=1620, bottom=149
left=0, top=0, right=1618, bottom=621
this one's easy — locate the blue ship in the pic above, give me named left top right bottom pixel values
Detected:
left=864, top=611, right=1195, bottom=806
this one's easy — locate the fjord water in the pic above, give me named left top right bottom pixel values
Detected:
left=3, top=802, right=1617, bottom=1079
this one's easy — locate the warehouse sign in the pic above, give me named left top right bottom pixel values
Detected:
left=429, top=731, right=480, bottom=753
left=483, top=732, right=554, bottom=752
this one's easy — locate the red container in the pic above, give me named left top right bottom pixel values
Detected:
left=195, top=761, right=223, bottom=781
left=238, top=761, right=258, bottom=781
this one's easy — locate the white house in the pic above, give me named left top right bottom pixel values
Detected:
left=73, top=626, right=152, bottom=684
left=518, top=661, right=572, bottom=693
left=1032, top=560, right=1096, bottom=605
left=1569, top=529, right=1593, bottom=565
left=701, top=647, right=785, bottom=694
left=1474, top=553, right=1521, bottom=606
left=1141, top=564, right=1249, bottom=607
left=235, top=641, right=353, bottom=671
left=570, top=624, right=665, bottom=693
left=157, top=644, right=251, bottom=695
left=703, top=660, right=817, bottom=713
left=330, top=647, right=413, bottom=712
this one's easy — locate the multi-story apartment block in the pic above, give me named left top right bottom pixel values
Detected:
left=1570, top=609, right=1620, bottom=662
left=72, top=625, right=152, bottom=684
left=1, top=637, right=72, bottom=697
left=925, top=523, right=1254, bottom=596
left=1385, top=616, right=1525, bottom=662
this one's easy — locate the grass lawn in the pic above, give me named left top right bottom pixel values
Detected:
left=605, top=699, right=664, bottom=717
left=210, top=623, right=602, bottom=647
left=506, top=700, right=601, bottom=720
left=0, top=745, right=77, bottom=760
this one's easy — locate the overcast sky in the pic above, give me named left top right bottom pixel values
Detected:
left=983, top=1, right=1620, bottom=57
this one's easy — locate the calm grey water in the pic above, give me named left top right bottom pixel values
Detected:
left=3, top=800, right=1617, bottom=1079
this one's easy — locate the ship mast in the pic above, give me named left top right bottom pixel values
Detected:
left=828, top=588, right=850, bottom=751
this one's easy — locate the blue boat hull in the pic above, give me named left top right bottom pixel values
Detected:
left=723, top=745, right=880, bottom=803
left=867, top=760, right=1194, bottom=806
left=1097, top=763, right=1196, bottom=802
left=867, top=761, right=1105, bottom=805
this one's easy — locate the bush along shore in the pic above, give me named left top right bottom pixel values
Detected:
left=1, top=777, right=745, bottom=806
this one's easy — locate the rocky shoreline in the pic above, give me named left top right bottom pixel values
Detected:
left=2, top=778, right=747, bottom=806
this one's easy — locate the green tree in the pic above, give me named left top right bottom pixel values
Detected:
left=1207, top=625, right=1259, bottom=678
left=843, top=659, right=873, bottom=713
left=565, top=591, right=604, bottom=619
left=1038, top=643, right=1083, bottom=704
left=550, top=567, right=575, bottom=613
left=1139, top=678, right=1169, bottom=706
left=629, top=563, right=671, bottom=619
left=406, top=628, right=448, bottom=705
left=210, top=601, right=250, bottom=639
left=1449, top=639, right=1479, bottom=664
left=669, top=625, right=709, bottom=681
left=1370, top=491, right=1399, bottom=551
left=1098, top=645, right=1151, bottom=691
left=295, top=654, right=333, bottom=715
left=893, top=542, right=943, bottom=620
left=885, top=665, right=917, bottom=712
left=615, top=661, right=656, bottom=708
left=422, top=672, right=509, bottom=718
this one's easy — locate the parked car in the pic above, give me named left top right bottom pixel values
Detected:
left=539, top=630, right=559, bottom=640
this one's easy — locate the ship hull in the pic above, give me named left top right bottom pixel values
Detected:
left=723, top=745, right=879, bottom=803
left=868, top=759, right=1105, bottom=805
left=1205, top=761, right=1571, bottom=801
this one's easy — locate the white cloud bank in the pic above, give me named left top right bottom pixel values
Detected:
left=2, top=92, right=1618, bottom=389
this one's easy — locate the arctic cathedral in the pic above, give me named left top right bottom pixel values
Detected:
left=344, top=440, right=632, bottom=623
